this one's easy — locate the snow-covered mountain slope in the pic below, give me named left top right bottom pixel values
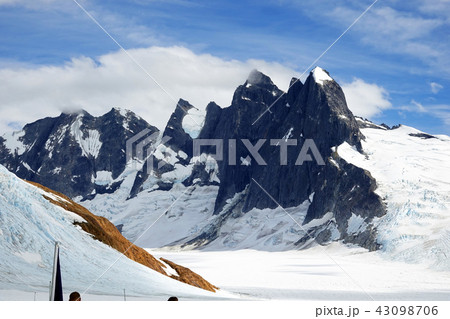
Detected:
left=0, top=164, right=224, bottom=300
left=82, top=183, right=313, bottom=251
left=337, top=125, right=450, bottom=269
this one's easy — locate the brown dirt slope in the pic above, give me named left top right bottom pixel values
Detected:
left=26, top=180, right=218, bottom=292
left=160, top=258, right=218, bottom=292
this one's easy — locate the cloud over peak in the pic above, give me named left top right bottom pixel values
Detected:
left=342, top=78, right=392, bottom=119
left=0, top=46, right=295, bottom=133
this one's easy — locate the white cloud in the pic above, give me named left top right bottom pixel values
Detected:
left=400, top=100, right=450, bottom=125
left=286, top=1, right=450, bottom=76
left=430, top=82, right=444, bottom=94
left=341, top=78, right=392, bottom=118
left=418, top=0, right=450, bottom=19
left=410, top=100, right=427, bottom=112
left=0, top=46, right=296, bottom=133
left=331, top=6, right=444, bottom=58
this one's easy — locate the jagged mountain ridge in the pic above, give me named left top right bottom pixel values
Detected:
left=0, top=108, right=158, bottom=199
left=0, top=67, right=386, bottom=251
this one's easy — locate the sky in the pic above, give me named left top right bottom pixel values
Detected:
left=0, top=0, right=449, bottom=135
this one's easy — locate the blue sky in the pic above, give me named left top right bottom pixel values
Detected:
left=0, top=0, right=449, bottom=134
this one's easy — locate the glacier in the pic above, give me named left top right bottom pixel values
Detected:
left=0, top=164, right=226, bottom=300
left=338, top=125, right=450, bottom=270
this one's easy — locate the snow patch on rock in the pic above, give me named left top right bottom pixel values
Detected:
left=94, top=171, right=113, bottom=186
left=2, top=130, right=27, bottom=155
left=312, top=67, right=332, bottom=86
left=347, top=213, right=368, bottom=235
left=182, top=107, right=205, bottom=139
left=70, top=116, right=102, bottom=159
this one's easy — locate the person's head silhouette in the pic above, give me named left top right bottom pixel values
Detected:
left=69, top=291, right=81, bottom=301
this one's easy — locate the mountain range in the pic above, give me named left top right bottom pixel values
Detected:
left=1, top=67, right=449, bottom=271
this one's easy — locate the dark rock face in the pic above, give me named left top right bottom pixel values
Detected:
left=197, top=70, right=286, bottom=212
left=190, top=68, right=386, bottom=250
left=163, top=98, right=195, bottom=159
left=355, top=117, right=390, bottom=130
left=0, top=108, right=157, bottom=198
left=409, top=132, right=436, bottom=139
left=0, top=136, right=15, bottom=169
left=299, top=157, right=386, bottom=250
left=197, top=69, right=362, bottom=211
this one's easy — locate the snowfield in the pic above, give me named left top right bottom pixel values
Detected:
left=151, top=246, right=450, bottom=300
left=0, top=165, right=227, bottom=301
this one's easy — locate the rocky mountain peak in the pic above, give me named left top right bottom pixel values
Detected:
left=232, top=70, right=282, bottom=104
left=107, top=107, right=141, bottom=120
left=242, top=69, right=281, bottom=96
left=289, top=67, right=364, bottom=151
left=227, top=71, right=284, bottom=130
left=246, top=69, right=275, bottom=87
left=165, top=99, right=195, bottom=130
left=60, top=108, right=90, bottom=117
left=162, top=99, right=196, bottom=158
